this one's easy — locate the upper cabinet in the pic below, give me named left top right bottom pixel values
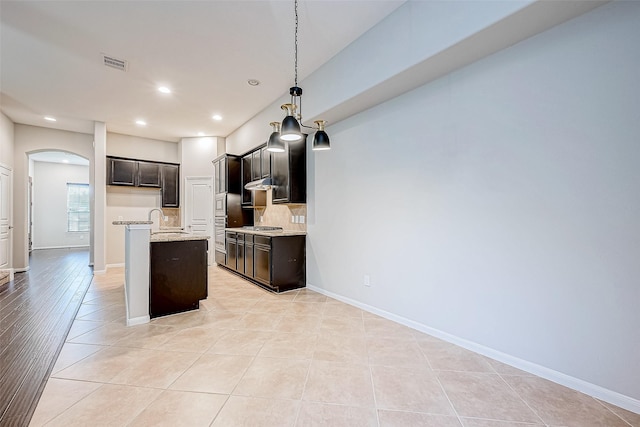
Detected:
left=161, top=164, right=180, bottom=207
left=241, top=153, right=252, bottom=205
left=137, top=161, right=162, bottom=188
left=271, top=136, right=306, bottom=204
left=107, top=156, right=180, bottom=207
left=261, top=146, right=271, bottom=179
left=213, top=154, right=242, bottom=194
left=107, top=157, right=137, bottom=186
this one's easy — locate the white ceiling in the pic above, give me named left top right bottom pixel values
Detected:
left=0, top=0, right=405, bottom=142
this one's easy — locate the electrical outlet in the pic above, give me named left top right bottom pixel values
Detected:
left=300, top=216, right=305, bottom=224
left=364, top=275, right=371, bottom=287
left=291, top=215, right=296, bottom=223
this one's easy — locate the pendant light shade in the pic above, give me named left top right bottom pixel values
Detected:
left=266, top=122, right=285, bottom=152
left=280, top=103, right=303, bottom=142
left=312, top=120, right=330, bottom=151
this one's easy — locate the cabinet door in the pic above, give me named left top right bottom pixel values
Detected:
left=261, top=147, right=271, bottom=178
left=254, top=245, right=271, bottom=285
left=213, top=160, right=221, bottom=194
left=161, top=164, right=180, bottom=207
left=252, top=150, right=261, bottom=180
left=137, top=161, right=162, bottom=187
left=237, top=234, right=245, bottom=275
left=241, top=154, right=252, bottom=205
left=150, top=240, right=208, bottom=318
left=245, top=242, right=254, bottom=278
left=219, top=157, right=227, bottom=193
left=108, top=158, right=136, bottom=186
left=226, top=238, right=237, bottom=271
left=270, top=149, right=289, bottom=203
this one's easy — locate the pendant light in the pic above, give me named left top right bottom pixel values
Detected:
left=271, top=0, right=330, bottom=151
left=266, top=121, right=285, bottom=152
left=312, top=120, right=330, bottom=150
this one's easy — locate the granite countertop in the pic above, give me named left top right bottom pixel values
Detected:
left=112, top=220, right=153, bottom=225
left=150, top=232, right=210, bottom=242
left=225, top=227, right=306, bottom=237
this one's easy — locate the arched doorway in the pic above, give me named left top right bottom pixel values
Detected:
left=28, top=151, right=90, bottom=253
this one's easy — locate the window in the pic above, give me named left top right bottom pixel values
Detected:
left=67, top=183, right=90, bottom=232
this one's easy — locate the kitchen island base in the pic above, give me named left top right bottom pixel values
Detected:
left=150, top=239, right=208, bottom=318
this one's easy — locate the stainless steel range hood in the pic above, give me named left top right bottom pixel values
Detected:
left=244, top=178, right=272, bottom=191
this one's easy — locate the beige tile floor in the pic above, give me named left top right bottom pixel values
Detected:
left=31, top=267, right=639, bottom=427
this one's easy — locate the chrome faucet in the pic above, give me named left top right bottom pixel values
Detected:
left=148, top=208, right=165, bottom=222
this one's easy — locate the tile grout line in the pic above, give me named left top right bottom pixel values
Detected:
left=496, top=371, right=550, bottom=427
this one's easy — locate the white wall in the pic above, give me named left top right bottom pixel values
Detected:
left=105, top=132, right=179, bottom=266
left=0, top=112, right=14, bottom=168
left=307, top=0, right=639, bottom=408
left=32, top=162, right=89, bottom=249
left=13, top=125, right=93, bottom=270
left=105, top=186, right=162, bottom=266
left=107, top=132, right=179, bottom=163
left=179, top=136, right=219, bottom=178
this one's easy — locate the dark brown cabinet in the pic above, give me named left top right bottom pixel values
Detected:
left=150, top=239, right=208, bottom=318
left=221, top=232, right=305, bottom=292
left=225, top=232, right=237, bottom=270
left=137, top=161, right=162, bottom=187
left=161, top=164, right=180, bottom=207
left=241, top=154, right=252, bottom=206
left=107, top=156, right=180, bottom=207
left=254, top=236, right=271, bottom=286
left=213, top=155, right=243, bottom=194
left=252, top=150, right=261, bottom=180
left=271, top=136, right=306, bottom=204
left=261, top=146, right=271, bottom=179
left=107, top=157, right=137, bottom=186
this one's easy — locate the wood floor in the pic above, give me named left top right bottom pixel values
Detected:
left=0, top=248, right=93, bottom=426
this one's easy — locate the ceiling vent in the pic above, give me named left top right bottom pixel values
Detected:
left=102, top=54, right=128, bottom=72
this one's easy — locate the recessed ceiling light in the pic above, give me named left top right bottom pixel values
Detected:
left=212, top=114, right=222, bottom=121
left=135, top=120, right=147, bottom=126
left=44, top=116, right=57, bottom=122
left=247, top=79, right=260, bottom=86
left=158, top=86, right=171, bottom=94
left=62, top=159, right=69, bottom=163
left=198, top=132, right=205, bottom=136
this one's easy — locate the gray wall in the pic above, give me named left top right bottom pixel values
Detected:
left=32, top=162, right=90, bottom=249
left=307, top=1, right=639, bottom=404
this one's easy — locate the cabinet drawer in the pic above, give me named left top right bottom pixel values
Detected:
left=254, top=235, right=271, bottom=247
left=244, top=234, right=254, bottom=244
left=237, top=233, right=245, bottom=242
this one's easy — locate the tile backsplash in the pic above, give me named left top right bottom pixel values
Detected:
left=161, top=208, right=181, bottom=228
left=254, top=189, right=306, bottom=232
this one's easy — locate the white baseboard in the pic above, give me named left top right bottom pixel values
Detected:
left=32, top=245, right=90, bottom=250
left=13, top=266, right=30, bottom=273
left=106, top=263, right=125, bottom=269
left=126, top=315, right=150, bottom=327
left=307, top=283, right=640, bottom=415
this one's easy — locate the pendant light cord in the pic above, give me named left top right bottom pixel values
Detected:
left=294, top=0, right=299, bottom=88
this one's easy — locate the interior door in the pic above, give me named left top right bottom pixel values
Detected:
left=185, top=177, right=214, bottom=265
left=0, top=166, right=12, bottom=270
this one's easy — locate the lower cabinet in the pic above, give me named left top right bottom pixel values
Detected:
left=221, top=232, right=305, bottom=292
left=150, top=239, right=208, bottom=318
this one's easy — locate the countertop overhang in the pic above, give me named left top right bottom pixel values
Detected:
left=225, top=227, right=306, bottom=237
left=150, top=232, right=210, bottom=242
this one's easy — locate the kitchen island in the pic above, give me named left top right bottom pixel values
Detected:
left=149, top=232, right=208, bottom=318
left=221, top=227, right=305, bottom=293
left=113, top=221, right=209, bottom=324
